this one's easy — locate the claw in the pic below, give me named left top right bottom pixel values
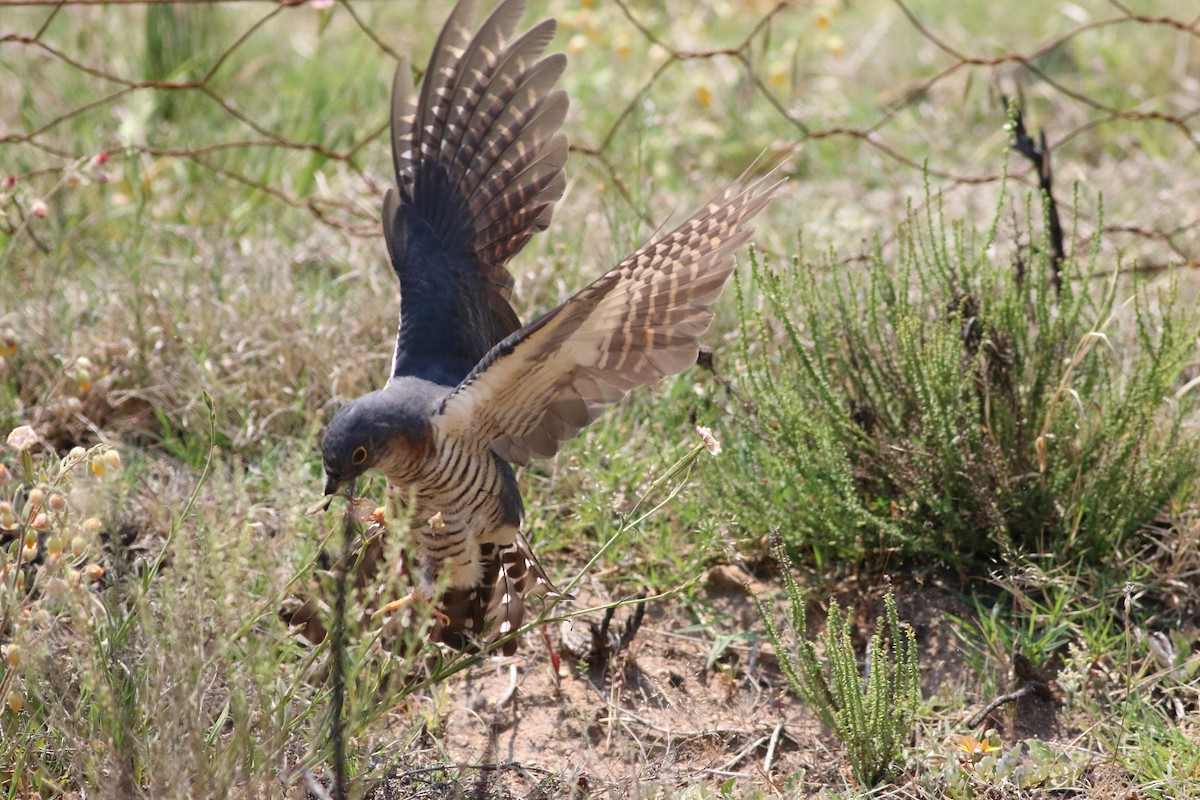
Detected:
left=372, top=590, right=451, bottom=625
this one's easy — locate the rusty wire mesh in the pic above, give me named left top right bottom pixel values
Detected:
left=1, top=0, right=1198, bottom=269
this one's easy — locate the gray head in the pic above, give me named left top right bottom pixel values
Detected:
left=321, top=389, right=432, bottom=496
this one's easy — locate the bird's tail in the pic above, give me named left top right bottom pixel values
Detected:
left=436, top=533, right=563, bottom=656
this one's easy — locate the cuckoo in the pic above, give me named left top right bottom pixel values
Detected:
left=319, top=0, right=779, bottom=655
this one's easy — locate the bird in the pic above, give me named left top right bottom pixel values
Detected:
left=319, top=0, right=780, bottom=656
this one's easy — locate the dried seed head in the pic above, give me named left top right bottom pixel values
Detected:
left=67, top=446, right=87, bottom=465
left=21, top=543, right=37, bottom=562
left=7, top=690, right=23, bottom=714
left=83, top=517, right=102, bottom=535
left=71, top=536, right=87, bottom=558
left=84, top=563, right=104, bottom=582
left=103, top=450, right=122, bottom=473
left=6, top=425, right=38, bottom=452
left=47, top=492, right=67, bottom=513
left=30, top=199, right=47, bottom=219
left=5, top=645, right=19, bottom=668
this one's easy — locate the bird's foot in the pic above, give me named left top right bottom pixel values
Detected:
left=372, top=590, right=451, bottom=626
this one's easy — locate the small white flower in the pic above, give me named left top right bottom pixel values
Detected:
left=6, top=425, right=37, bottom=452
left=696, top=425, right=722, bottom=456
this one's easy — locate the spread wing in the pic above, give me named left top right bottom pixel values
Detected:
left=433, top=176, right=781, bottom=464
left=384, top=0, right=569, bottom=386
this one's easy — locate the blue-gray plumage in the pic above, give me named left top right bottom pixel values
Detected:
left=321, top=0, right=779, bottom=655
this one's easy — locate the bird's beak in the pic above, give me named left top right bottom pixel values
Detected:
left=304, top=474, right=341, bottom=515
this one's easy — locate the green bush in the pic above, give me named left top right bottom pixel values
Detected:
left=757, top=571, right=920, bottom=787
left=724, top=189, right=1200, bottom=565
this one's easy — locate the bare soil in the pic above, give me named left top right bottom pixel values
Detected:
left=354, top=568, right=1083, bottom=799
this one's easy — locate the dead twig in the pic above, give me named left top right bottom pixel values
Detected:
left=1005, top=96, right=1065, bottom=294
left=966, top=681, right=1040, bottom=729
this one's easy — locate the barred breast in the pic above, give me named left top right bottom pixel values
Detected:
left=407, top=429, right=522, bottom=590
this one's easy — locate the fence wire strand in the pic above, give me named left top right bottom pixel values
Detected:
left=1, top=0, right=1198, bottom=270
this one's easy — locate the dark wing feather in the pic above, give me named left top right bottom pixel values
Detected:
left=385, top=0, right=569, bottom=385
left=433, top=176, right=781, bottom=464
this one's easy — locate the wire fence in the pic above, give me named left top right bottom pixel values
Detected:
left=1, top=0, right=1198, bottom=270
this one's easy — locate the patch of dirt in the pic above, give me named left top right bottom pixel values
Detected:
left=364, top=570, right=1001, bottom=797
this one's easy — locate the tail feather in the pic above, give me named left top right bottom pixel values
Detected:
left=435, top=534, right=562, bottom=656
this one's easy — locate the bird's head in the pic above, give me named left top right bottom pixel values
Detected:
left=321, top=389, right=432, bottom=497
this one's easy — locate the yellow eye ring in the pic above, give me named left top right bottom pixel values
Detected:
left=351, top=446, right=368, bottom=465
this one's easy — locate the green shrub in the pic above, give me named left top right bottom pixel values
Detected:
left=757, top=569, right=920, bottom=787
left=724, top=189, right=1200, bottom=565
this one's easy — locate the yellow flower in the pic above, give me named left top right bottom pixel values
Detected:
left=953, top=733, right=1001, bottom=763
left=695, top=86, right=713, bottom=107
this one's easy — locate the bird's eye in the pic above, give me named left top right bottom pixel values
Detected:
left=352, top=446, right=368, bottom=465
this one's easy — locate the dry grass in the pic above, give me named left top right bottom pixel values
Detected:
left=2, top=1, right=1200, bottom=798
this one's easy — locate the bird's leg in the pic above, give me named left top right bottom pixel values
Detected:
left=372, top=589, right=451, bottom=625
